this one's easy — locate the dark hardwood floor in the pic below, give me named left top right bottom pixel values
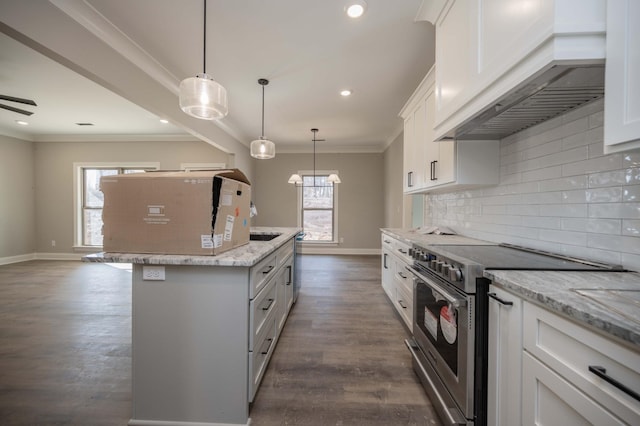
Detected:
left=0, top=256, right=440, bottom=425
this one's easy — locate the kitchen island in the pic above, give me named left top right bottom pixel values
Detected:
left=85, top=227, right=301, bottom=426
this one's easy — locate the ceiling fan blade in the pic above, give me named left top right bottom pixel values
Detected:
left=0, top=103, right=35, bottom=116
left=0, top=95, right=37, bottom=106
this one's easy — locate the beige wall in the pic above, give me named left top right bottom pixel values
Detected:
left=0, top=134, right=36, bottom=259
left=252, top=152, right=384, bottom=252
left=383, top=132, right=404, bottom=228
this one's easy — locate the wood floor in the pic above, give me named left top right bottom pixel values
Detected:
left=0, top=256, right=440, bottom=425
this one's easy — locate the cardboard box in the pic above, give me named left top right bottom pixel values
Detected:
left=100, top=169, right=251, bottom=255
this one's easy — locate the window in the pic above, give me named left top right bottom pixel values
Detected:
left=74, top=162, right=159, bottom=249
left=299, top=173, right=338, bottom=242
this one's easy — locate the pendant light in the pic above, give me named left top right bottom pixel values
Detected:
left=250, top=79, right=276, bottom=159
left=288, top=128, right=341, bottom=186
left=179, top=0, right=228, bottom=120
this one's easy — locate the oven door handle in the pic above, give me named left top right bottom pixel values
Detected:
left=407, top=267, right=467, bottom=309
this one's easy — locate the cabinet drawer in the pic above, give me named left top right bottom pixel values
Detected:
left=250, top=253, right=277, bottom=299
left=522, top=351, right=626, bottom=426
left=248, top=316, right=277, bottom=402
left=276, top=241, right=294, bottom=268
left=393, top=258, right=412, bottom=295
left=395, top=281, right=413, bottom=332
left=249, top=276, right=277, bottom=350
left=523, top=302, right=640, bottom=424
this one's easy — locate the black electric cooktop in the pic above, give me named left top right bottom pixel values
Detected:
left=425, top=243, right=626, bottom=272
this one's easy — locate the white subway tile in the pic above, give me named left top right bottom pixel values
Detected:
left=625, top=168, right=640, bottom=185
left=560, top=218, right=620, bottom=234
left=588, top=234, right=640, bottom=255
left=539, top=229, right=587, bottom=246
left=522, top=166, right=562, bottom=182
left=589, top=110, right=604, bottom=129
left=623, top=152, right=640, bottom=167
left=562, top=189, right=587, bottom=204
left=624, top=185, right=640, bottom=202
left=587, top=141, right=605, bottom=159
left=588, top=170, right=626, bottom=188
left=561, top=117, right=589, bottom=138
left=562, top=154, right=623, bottom=177
left=526, top=216, right=561, bottom=229
left=539, top=203, right=587, bottom=217
left=589, top=203, right=640, bottom=219
left=621, top=253, right=640, bottom=272
left=539, top=176, right=587, bottom=192
left=586, top=187, right=623, bottom=203
left=523, top=140, right=562, bottom=160
left=507, top=204, right=540, bottom=216
left=623, top=220, right=640, bottom=236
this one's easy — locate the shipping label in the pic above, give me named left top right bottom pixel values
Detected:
left=224, top=215, right=234, bottom=241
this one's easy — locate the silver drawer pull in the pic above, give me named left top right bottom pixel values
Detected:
left=398, top=272, right=407, bottom=279
left=398, top=300, right=407, bottom=309
left=261, top=298, right=274, bottom=311
left=589, top=365, right=640, bottom=402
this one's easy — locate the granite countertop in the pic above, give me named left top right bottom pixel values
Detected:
left=83, top=227, right=301, bottom=267
left=381, top=228, right=495, bottom=246
left=485, top=270, right=640, bottom=349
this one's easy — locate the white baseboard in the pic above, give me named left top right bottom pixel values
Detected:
left=0, top=252, right=82, bottom=265
left=299, top=247, right=380, bottom=255
left=129, top=419, right=249, bottom=426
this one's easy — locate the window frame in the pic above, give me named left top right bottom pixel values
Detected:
left=73, top=162, right=160, bottom=250
left=296, top=170, right=339, bottom=244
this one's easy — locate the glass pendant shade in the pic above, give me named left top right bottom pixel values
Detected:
left=288, top=174, right=303, bottom=185
left=179, top=73, right=228, bottom=120
left=327, top=173, right=341, bottom=183
left=250, top=137, right=276, bottom=159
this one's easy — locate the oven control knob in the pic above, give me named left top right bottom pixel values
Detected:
left=429, top=259, right=437, bottom=270
left=449, top=267, right=462, bottom=281
left=435, top=261, right=444, bottom=272
left=442, top=264, right=450, bottom=275
left=409, top=248, right=414, bottom=257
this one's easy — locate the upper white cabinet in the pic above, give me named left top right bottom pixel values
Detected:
left=418, top=0, right=608, bottom=142
left=400, top=66, right=499, bottom=194
left=604, top=0, right=640, bottom=153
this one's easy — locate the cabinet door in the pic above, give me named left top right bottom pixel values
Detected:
left=522, top=352, right=626, bottom=425
left=403, top=114, right=416, bottom=192
left=381, top=248, right=394, bottom=300
left=404, top=101, right=428, bottom=192
left=487, top=286, right=523, bottom=426
left=604, top=0, right=640, bottom=153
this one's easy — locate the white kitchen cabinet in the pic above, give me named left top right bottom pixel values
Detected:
left=276, top=253, right=294, bottom=334
left=522, top=301, right=640, bottom=425
left=487, top=285, right=523, bottom=426
left=418, top=0, right=606, bottom=141
left=400, top=66, right=498, bottom=194
left=604, top=0, right=640, bottom=153
left=380, top=233, right=413, bottom=332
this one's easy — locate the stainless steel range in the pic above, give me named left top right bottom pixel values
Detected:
left=405, top=243, right=626, bottom=426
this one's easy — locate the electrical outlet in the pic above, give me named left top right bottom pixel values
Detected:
left=51, top=240, right=56, bottom=247
left=142, top=266, right=165, bottom=281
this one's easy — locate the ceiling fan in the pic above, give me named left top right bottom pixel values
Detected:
left=0, top=94, right=37, bottom=116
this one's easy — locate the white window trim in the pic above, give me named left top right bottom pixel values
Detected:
left=73, top=162, right=160, bottom=250
left=296, top=169, right=339, bottom=245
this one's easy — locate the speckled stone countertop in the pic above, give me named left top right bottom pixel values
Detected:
left=485, top=270, right=640, bottom=349
left=83, top=227, right=301, bottom=267
left=381, top=228, right=495, bottom=246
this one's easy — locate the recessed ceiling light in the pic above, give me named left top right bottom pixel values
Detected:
left=75, top=122, right=94, bottom=126
left=345, top=1, right=367, bottom=18
left=340, top=90, right=352, bottom=97
left=15, top=120, right=28, bottom=126
left=159, top=119, right=169, bottom=124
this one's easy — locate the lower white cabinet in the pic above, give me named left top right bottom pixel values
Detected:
left=487, top=285, right=523, bottom=426
left=380, top=233, right=413, bottom=332
left=488, top=283, right=640, bottom=425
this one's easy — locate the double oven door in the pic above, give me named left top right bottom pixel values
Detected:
left=408, top=265, right=485, bottom=425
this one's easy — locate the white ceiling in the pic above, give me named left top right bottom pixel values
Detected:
left=0, top=0, right=434, bottom=153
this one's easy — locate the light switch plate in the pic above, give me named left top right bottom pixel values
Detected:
left=142, top=266, right=165, bottom=281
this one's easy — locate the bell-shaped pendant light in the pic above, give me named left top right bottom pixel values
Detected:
left=250, top=79, right=276, bottom=159
left=179, top=0, right=228, bottom=120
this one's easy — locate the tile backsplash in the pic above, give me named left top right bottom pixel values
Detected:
left=425, top=99, right=640, bottom=271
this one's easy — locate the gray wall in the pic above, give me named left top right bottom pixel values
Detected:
left=0, top=138, right=235, bottom=260
left=383, top=132, right=404, bottom=228
left=424, top=99, right=640, bottom=271
left=0, top=134, right=36, bottom=259
left=252, top=152, right=384, bottom=252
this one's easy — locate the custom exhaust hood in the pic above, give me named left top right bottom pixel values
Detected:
left=441, top=65, right=605, bottom=141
